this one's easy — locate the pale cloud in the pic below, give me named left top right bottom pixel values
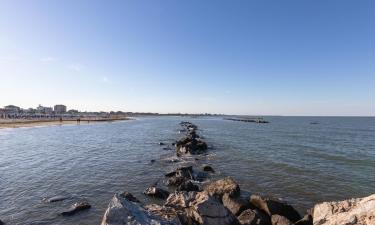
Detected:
left=40, top=57, right=58, bottom=63
left=67, top=63, right=83, bottom=72
left=0, top=56, right=20, bottom=64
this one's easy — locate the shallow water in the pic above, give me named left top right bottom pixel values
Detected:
left=0, top=116, right=374, bottom=224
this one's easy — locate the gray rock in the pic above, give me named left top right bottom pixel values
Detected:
left=42, top=195, right=67, bottom=203
left=294, top=214, right=312, bottom=225
left=0, top=219, right=4, bottom=225
left=176, top=180, right=200, bottom=192
left=165, top=191, right=198, bottom=209
left=312, top=194, right=375, bottom=225
left=101, top=194, right=178, bottom=225
left=202, top=165, right=215, bottom=173
left=237, top=209, right=271, bottom=225
left=204, top=177, right=240, bottom=198
left=249, top=195, right=301, bottom=223
left=61, top=201, right=91, bottom=216
left=186, top=192, right=239, bottom=225
left=144, top=186, right=170, bottom=199
left=271, top=215, right=292, bottom=225
left=222, top=193, right=251, bottom=216
left=119, top=191, right=140, bottom=203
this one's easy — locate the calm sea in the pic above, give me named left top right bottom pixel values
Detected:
left=0, top=116, right=374, bottom=224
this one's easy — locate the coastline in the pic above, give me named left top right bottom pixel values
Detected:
left=0, top=117, right=131, bottom=129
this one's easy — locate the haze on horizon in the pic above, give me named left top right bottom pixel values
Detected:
left=0, top=0, right=374, bottom=116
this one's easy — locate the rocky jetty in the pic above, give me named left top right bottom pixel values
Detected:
left=176, top=122, right=207, bottom=156
left=100, top=121, right=374, bottom=225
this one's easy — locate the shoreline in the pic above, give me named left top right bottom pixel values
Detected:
left=0, top=118, right=130, bottom=129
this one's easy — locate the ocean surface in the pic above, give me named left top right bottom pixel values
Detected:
left=0, top=116, right=374, bottom=224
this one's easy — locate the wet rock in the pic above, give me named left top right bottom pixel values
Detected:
left=61, top=201, right=91, bottom=216
left=271, top=215, right=292, bottom=225
left=144, top=186, right=170, bottom=199
left=186, top=192, right=239, bottom=225
left=312, top=194, right=375, bottom=225
left=176, top=180, right=200, bottom=192
left=222, top=193, right=252, bottom=216
left=101, top=194, right=178, bottom=225
left=165, top=191, right=198, bottom=209
left=176, top=138, right=208, bottom=156
left=202, top=165, right=215, bottom=173
left=151, top=159, right=156, bottom=163
left=193, top=171, right=209, bottom=182
left=204, top=177, right=240, bottom=198
left=294, top=214, right=312, bottom=225
left=119, top=191, right=140, bottom=203
left=237, top=209, right=271, bottom=225
left=0, top=219, right=4, bottom=225
left=250, top=195, right=301, bottom=223
left=167, top=176, right=188, bottom=187
left=43, top=195, right=67, bottom=203
left=159, top=142, right=165, bottom=145
left=145, top=204, right=180, bottom=221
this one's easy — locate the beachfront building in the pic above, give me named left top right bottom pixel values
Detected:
left=36, top=105, right=53, bottom=114
left=54, top=105, right=67, bottom=114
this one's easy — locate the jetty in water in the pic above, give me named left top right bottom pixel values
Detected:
left=224, top=117, right=269, bottom=123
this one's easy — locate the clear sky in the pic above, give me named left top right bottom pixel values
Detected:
left=0, top=0, right=374, bottom=116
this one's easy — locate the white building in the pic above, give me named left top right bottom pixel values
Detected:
left=54, top=105, right=67, bottom=114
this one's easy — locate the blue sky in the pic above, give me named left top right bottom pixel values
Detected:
left=0, top=0, right=374, bottom=115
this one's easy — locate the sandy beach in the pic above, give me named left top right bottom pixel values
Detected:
left=0, top=118, right=130, bottom=129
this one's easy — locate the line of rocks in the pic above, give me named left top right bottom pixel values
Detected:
left=100, top=121, right=374, bottom=225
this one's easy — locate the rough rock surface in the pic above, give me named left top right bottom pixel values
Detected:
left=119, top=191, right=140, bottom=203
left=237, top=209, right=271, bottom=225
left=271, top=215, right=292, bottom=225
left=101, top=194, right=178, bottom=225
left=222, top=193, right=251, bottom=216
left=144, top=186, right=170, bottom=199
left=250, top=195, right=301, bottom=223
left=313, top=194, right=375, bottom=225
left=165, top=191, right=198, bottom=209
left=294, top=214, right=312, bottom=225
left=61, top=201, right=91, bottom=216
left=204, top=177, right=240, bottom=198
left=186, top=192, right=239, bottom=225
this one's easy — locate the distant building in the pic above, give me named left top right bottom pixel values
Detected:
left=4, top=105, right=21, bottom=114
left=37, top=105, right=53, bottom=114
left=67, top=109, right=79, bottom=114
left=54, top=105, right=67, bottom=114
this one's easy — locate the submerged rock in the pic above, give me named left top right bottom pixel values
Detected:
left=144, top=186, right=170, bottom=199
left=202, top=165, right=215, bottom=173
left=312, top=194, right=375, bottom=225
left=61, top=201, right=91, bottom=216
left=204, top=177, right=240, bottom=198
left=43, top=195, right=67, bottom=203
left=186, top=192, right=239, bottom=225
left=250, top=195, right=301, bottom=223
left=101, top=194, right=178, bottom=225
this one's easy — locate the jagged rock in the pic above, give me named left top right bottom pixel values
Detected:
left=101, top=194, right=178, bottom=225
left=42, top=195, right=67, bottom=203
left=271, top=215, right=292, bottom=225
left=204, top=177, right=240, bottom=198
left=176, top=137, right=207, bottom=156
left=167, top=176, right=189, bottom=187
left=144, top=186, right=170, bottom=199
left=237, top=209, right=271, bottom=225
left=165, top=191, right=198, bottom=209
left=119, top=191, right=140, bottom=203
left=186, top=192, right=239, bottom=225
left=249, top=195, right=301, bottom=223
left=166, top=166, right=195, bottom=187
left=294, top=214, right=312, bottom=225
left=145, top=204, right=180, bottom=221
left=61, top=201, right=91, bottom=216
left=312, top=194, right=375, bottom=225
left=222, top=193, right=251, bottom=216
left=176, top=180, right=200, bottom=192
left=202, top=165, right=215, bottom=173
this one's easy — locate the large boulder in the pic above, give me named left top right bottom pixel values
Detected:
left=204, top=177, right=240, bottom=199
left=176, top=138, right=207, bottom=156
left=237, top=209, right=271, bottom=225
left=294, top=214, right=312, bottom=225
left=101, top=194, right=179, bottom=225
left=222, top=193, right=252, bottom=216
left=176, top=180, right=200, bottom=192
left=249, top=195, right=301, bottom=223
left=312, top=194, right=375, bottom=225
left=186, top=192, right=239, bottom=225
